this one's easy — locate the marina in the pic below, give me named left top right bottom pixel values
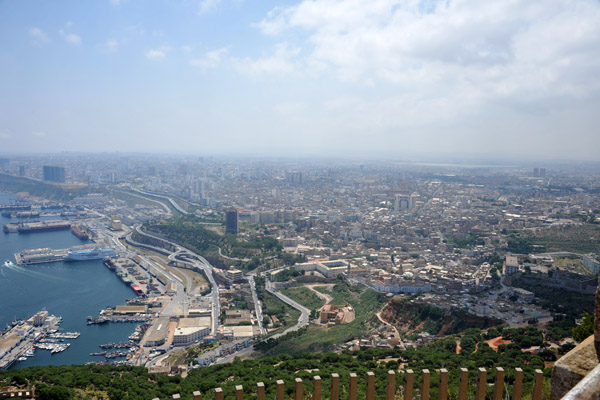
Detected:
left=0, top=310, right=67, bottom=370
left=0, top=217, right=139, bottom=369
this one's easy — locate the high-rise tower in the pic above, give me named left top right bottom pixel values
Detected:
left=225, top=209, right=238, bottom=235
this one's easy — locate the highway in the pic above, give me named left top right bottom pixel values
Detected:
left=132, top=189, right=189, bottom=215
left=133, top=225, right=220, bottom=335
left=169, top=251, right=220, bottom=335
left=111, top=189, right=173, bottom=216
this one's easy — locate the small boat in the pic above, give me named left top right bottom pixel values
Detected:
left=18, top=357, right=27, bottom=361
left=3, top=259, right=14, bottom=267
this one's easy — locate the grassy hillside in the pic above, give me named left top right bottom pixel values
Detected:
left=257, top=281, right=386, bottom=355
left=0, top=173, right=95, bottom=201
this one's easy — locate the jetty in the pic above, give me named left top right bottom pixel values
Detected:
left=14, top=244, right=115, bottom=265
left=14, top=247, right=68, bottom=265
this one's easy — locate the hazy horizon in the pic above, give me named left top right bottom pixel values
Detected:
left=1, top=0, right=599, bottom=160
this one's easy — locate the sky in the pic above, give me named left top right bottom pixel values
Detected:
left=1, top=0, right=599, bottom=161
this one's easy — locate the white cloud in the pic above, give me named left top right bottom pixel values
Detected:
left=190, top=47, right=228, bottom=69
left=59, top=29, right=82, bottom=46
left=198, top=0, right=221, bottom=15
left=32, top=131, right=46, bottom=137
left=181, top=45, right=193, bottom=54
left=251, top=0, right=600, bottom=102
left=105, top=40, right=118, bottom=52
left=29, top=27, right=49, bottom=44
left=146, top=48, right=166, bottom=60
left=233, top=43, right=301, bottom=76
left=253, top=7, right=289, bottom=36
left=0, top=131, right=10, bottom=139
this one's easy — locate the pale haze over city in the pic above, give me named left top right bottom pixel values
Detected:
left=3, top=2, right=600, bottom=399
left=1, top=0, right=600, bottom=160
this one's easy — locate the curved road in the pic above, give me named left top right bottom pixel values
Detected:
left=265, top=279, right=310, bottom=340
left=132, top=189, right=189, bottom=215
left=133, top=225, right=220, bottom=335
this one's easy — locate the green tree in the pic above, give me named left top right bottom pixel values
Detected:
left=573, top=312, right=594, bottom=343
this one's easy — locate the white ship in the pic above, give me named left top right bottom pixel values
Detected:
left=64, top=247, right=116, bottom=261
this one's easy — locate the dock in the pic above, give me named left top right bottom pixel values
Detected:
left=3, top=219, right=71, bottom=234
left=0, top=310, right=63, bottom=370
left=14, top=244, right=115, bottom=265
left=14, top=247, right=69, bottom=265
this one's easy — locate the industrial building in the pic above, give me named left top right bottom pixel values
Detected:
left=144, top=317, right=170, bottom=347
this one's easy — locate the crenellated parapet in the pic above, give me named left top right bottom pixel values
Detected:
left=156, top=368, right=544, bottom=400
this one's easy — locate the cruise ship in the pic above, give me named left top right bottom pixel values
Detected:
left=64, top=247, right=116, bottom=261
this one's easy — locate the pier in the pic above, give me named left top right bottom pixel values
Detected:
left=0, top=310, right=64, bottom=370
left=13, top=244, right=116, bottom=265
left=14, top=247, right=68, bottom=264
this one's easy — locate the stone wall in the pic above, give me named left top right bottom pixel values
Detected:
left=550, top=335, right=598, bottom=400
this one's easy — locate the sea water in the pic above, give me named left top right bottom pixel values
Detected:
left=0, top=193, right=139, bottom=368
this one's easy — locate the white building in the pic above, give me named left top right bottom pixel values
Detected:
left=173, top=326, right=210, bottom=346
left=295, top=260, right=351, bottom=278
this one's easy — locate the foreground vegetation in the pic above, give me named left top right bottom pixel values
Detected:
left=1, top=328, right=551, bottom=400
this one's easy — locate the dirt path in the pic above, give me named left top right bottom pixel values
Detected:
left=306, top=284, right=334, bottom=305
left=376, top=307, right=400, bottom=339
left=486, top=336, right=512, bottom=351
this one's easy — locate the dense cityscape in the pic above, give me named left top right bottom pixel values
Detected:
left=0, top=154, right=599, bottom=398
left=2, top=0, right=600, bottom=398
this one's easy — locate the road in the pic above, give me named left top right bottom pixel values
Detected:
left=265, top=279, right=310, bottom=340
left=134, top=225, right=220, bottom=335
left=218, top=246, right=249, bottom=262
left=215, top=345, right=255, bottom=364
left=306, top=284, right=334, bottom=305
left=111, top=189, right=172, bottom=216
left=132, top=189, right=189, bottom=215
left=247, top=275, right=266, bottom=335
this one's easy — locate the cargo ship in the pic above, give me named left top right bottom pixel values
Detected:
left=17, top=221, right=71, bottom=234
left=64, top=247, right=116, bottom=261
left=130, top=284, right=145, bottom=296
left=104, top=258, right=117, bottom=270
left=71, top=225, right=90, bottom=240
left=14, top=211, right=40, bottom=218
left=0, top=205, right=31, bottom=216
left=2, top=224, right=18, bottom=233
